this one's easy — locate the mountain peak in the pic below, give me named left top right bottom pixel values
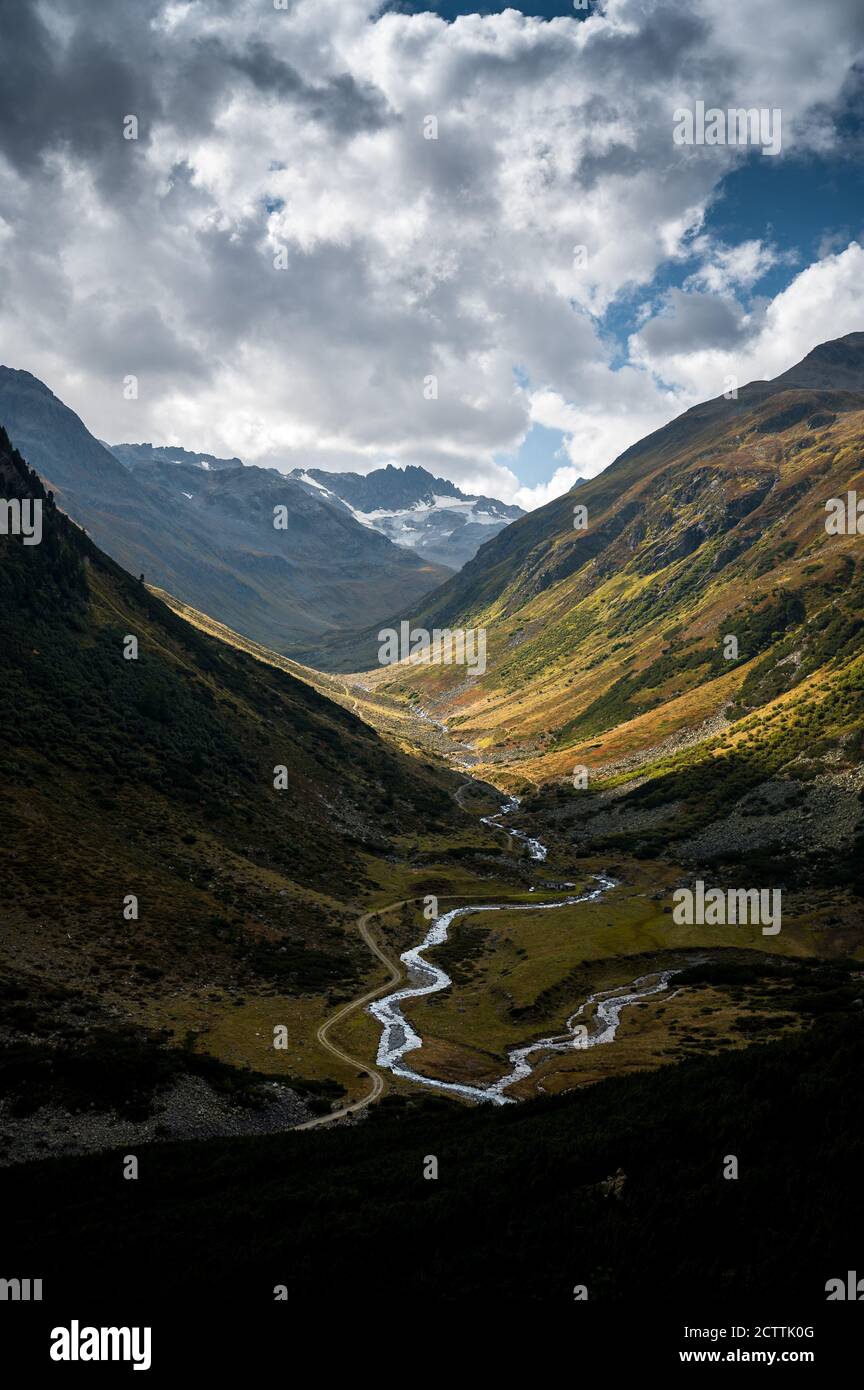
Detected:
left=110, top=442, right=244, bottom=472
left=290, top=463, right=523, bottom=568
left=772, top=331, right=864, bottom=392
left=0, top=365, right=56, bottom=396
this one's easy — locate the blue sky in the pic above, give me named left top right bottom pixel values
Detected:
left=387, top=4, right=864, bottom=494
left=498, top=139, right=864, bottom=491
left=497, top=9, right=863, bottom=494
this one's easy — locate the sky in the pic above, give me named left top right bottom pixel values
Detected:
left=0, top=1, right=862, bottom=510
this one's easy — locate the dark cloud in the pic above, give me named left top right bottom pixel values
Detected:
left=380, top=2, right=593, bottom=17
left=0, top=0, right=159, bottom=187
left=0, top=0, right=861, bottom=494
left=222, top=39, right=394, bottom=134
left=0, top=0, right=391, bottom=194
left=313, top=71, right=394, bottom=135
left=637, top=289, right=756, bottom=356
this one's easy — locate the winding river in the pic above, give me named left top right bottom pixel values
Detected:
left=481, top=794, right=548, bottom=862
left=367, top=799, right=682, bottom=1104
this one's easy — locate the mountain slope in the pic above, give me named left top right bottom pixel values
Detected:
left=0, top=368, right=450, bottom=658
left=110, top=442, right=246, bottom=473
left=384, top=333, right=864, bottom=640
left=0, top=423, right=476, bottom=1139
left=291, top=462, right=525, bottom=569
left=351, top=334, right=864, bottom=872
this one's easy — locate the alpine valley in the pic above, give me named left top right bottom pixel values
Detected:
left=2, top=336, right=864, bottom=1311
left=0, top=368, right=453, bottom=661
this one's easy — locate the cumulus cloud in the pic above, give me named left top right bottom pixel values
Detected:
left=0, top=0, right=861, bottom=508
left=685, top=238, right=794, bottom=294
left=631, top=241, right=864, bottom=402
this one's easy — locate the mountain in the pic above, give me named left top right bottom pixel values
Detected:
left=0, top=421, right=475, bottom=1144
left=4, top=381, right=862, bottom=1234
left=350, top=333, right=864, bottom=888
left=0, top=368, right=451, bottom=659
left=109, top=442, right=246, bottom=472
left=381, top=333, right=864, bottom=647
left=290, top=462, right=526, bottom=569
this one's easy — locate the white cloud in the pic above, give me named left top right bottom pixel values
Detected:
left=525, top=377, right=682, bottom=487
left=685, top=237, right=792, bottom=294
left=512, top=467, right=577, bottom=511
left=631, top=241, right=864, bottom=402
left=0, top=0, right=861, bottom=511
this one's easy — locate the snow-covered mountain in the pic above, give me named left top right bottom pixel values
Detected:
left=0, top=376, right=453, bottom=662
left=290, top=463, right=525, bottom=569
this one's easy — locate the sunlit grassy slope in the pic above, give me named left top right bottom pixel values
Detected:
left=343, top=338, right=864, bottom=809
left=142, top=354, right=864, bottom=1099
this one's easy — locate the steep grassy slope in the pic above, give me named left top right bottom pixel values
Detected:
left=142, top=596, right=864, bottom=1110
left=351, top=336, right=864, bottom=810
left=0, top=368, right=449, bottom=656
left=0, top=425, right=480, bottom=1133
left=149, top=584, right=479, bottom=769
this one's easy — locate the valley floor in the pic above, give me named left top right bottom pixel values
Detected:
left=4, top=579, right=862, bottom=1177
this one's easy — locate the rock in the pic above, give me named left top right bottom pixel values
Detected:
left=599, top=1166, right=627, bottom=1200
